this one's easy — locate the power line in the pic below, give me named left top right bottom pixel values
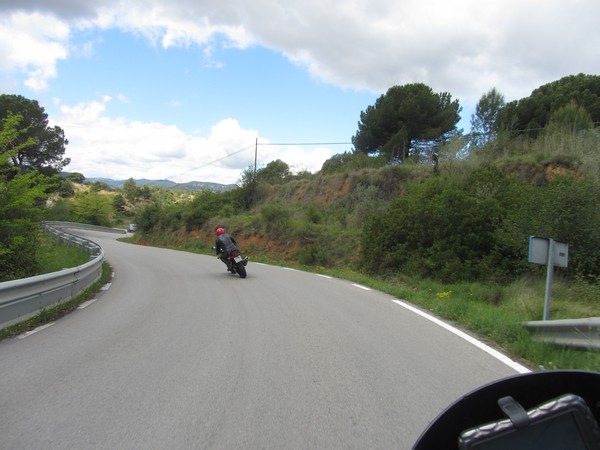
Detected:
left=258, top=142, right=351, bottom=146
left=166, top=144, right=255, bottom=180
left=167, top=141, right=352, bottom=180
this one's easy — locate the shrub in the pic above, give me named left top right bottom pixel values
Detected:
left=259, top=202, right=292, bottom=237
left=360, top=176, right=502, bottom=282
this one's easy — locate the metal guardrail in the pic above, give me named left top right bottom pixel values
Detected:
left=43, top=221, right=127, bottom=235
left=525, top=318, right=600, bottom=351
left=0, top=222, right=113, bottom=330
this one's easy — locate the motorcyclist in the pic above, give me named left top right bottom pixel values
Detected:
left=214, top=227, right=240, bottom=272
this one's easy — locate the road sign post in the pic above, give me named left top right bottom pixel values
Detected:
left=528, top=236, right=568, bottom=320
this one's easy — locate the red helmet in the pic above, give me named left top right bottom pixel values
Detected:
left=216, top=227, right=225, bottom=236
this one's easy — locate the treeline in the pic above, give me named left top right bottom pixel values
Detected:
left=2, top=74, right=600, bottom=287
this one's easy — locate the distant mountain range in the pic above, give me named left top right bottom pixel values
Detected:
left=85, top=177, right=237, bottom=192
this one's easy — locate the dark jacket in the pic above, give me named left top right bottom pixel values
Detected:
left=215, top=233, right=238, bottom=256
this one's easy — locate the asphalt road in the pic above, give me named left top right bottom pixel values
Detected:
left=0, top=231, right=529, bottom=449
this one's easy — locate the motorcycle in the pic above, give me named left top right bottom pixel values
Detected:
left=212, top=246, right=248, bottom=278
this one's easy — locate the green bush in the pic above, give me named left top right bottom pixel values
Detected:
left=539, top=177, right=600, bottom=278
left=45, top=198, right=75, bottom=221
left=136, top=204, right=161, bottom=235
left=72, top=191, right=112, bottom=226
left=361, top=162, right=600, bottom=284
left=305, top=204, right=324, bottom=224
left=361, top=176, right=501, bottom=281
left=0, top=172, right=48, bottom=281
left=492, top=175, right=600, bottom=281
left=259, top=202, right=292, bottom=236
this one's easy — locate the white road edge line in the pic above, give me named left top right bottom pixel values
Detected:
left=317, top=274, right=332, bottom=279
left=100, top=282, right=112, bottom=291
left=78, top=298, right=97, bottom=309
left=393, top=299, right=531, bottom=374
left=17, top=323, right=55, bottom=340
left=353, top=283, right=371, bottom=290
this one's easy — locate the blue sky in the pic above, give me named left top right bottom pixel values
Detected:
left=1, top=1, right=599, bottom=184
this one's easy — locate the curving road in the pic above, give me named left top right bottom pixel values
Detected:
left=0, top=231, right=529, bottom=449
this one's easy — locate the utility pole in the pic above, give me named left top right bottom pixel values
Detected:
left=254, top=137, right=258, bottom=181
left=250, top=137, right=258, bottom=208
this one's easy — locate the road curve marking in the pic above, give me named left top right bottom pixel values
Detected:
left=393, top=300, right=531, bottom=374
left=352, top=283, right=371, bottom=290
left=78, top=299, right=97, bottom=309
left=17, top=323, right=55, bottom=340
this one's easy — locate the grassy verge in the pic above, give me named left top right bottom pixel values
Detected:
left=0, top=262, right=113, bottom=340
left=321, top=268, right=600, bottom=372
left=39, top=234, right=91, bottom=273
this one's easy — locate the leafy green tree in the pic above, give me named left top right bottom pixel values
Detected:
left=136, top=203, right=161, bottom=235
left=545, top=100, right=594, bottom=134
left=352, top=83, right=461, bottom=163
left=87, top=181, right=111, bottom=192
left=0, top=95, right=69, bottom=175
left=0, top=114, right=51, bottom=279
left=54, top=177, right=75, bottom=198
left=470, top=88, right=505, bottom=148
left=497, top=74, right=600, bottom=136
left=138, top=185, right=152, bottom=200
left=64, top=172, right=85, bottom=183
left=236, top=165, right=259, bottom=209
left=0, top=110, right=56, bottom=281
left=183, top=190, right=223, bottom=231
left=113, top=194, right=127, bottom=213
left=0, top=172, right=49, bottom=280
left=122, top=178, right=138, bottom=202
left=257, top=159, right=291, bottom=184
left=73, top=191, right=113, bottom=226
left=0, top=113, right=36, bottom=177
left=236, top=160, right=291, bottom=208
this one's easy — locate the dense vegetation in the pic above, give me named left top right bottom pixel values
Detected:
left=0, top=97, right=70, bottom=281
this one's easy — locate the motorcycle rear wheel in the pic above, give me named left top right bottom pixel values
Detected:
left=236, top=261, right=247, bottom=278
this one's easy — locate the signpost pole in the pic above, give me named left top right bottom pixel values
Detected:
left=543, top=239, right=555, bottom=320
left=529, top=236, right=567, bottom=321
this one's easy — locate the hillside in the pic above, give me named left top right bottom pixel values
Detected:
left=129, top=138, right=599, bottom=284
left=83, top=176, right=237, bottom=192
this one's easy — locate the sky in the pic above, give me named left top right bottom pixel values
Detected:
left=1, top=1, right=599, bottom=185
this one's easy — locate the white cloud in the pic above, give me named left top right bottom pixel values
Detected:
left=116, top=93, right=129, bottom=103
left=53, top=97, right=332, bottom=183
left=3, top=1, right=599, bottom=101
left=4, top=1, right=600, bottom=182
left=0, top=11, right=69, bottom=91
left=55, top=97, right=220, bottom=182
